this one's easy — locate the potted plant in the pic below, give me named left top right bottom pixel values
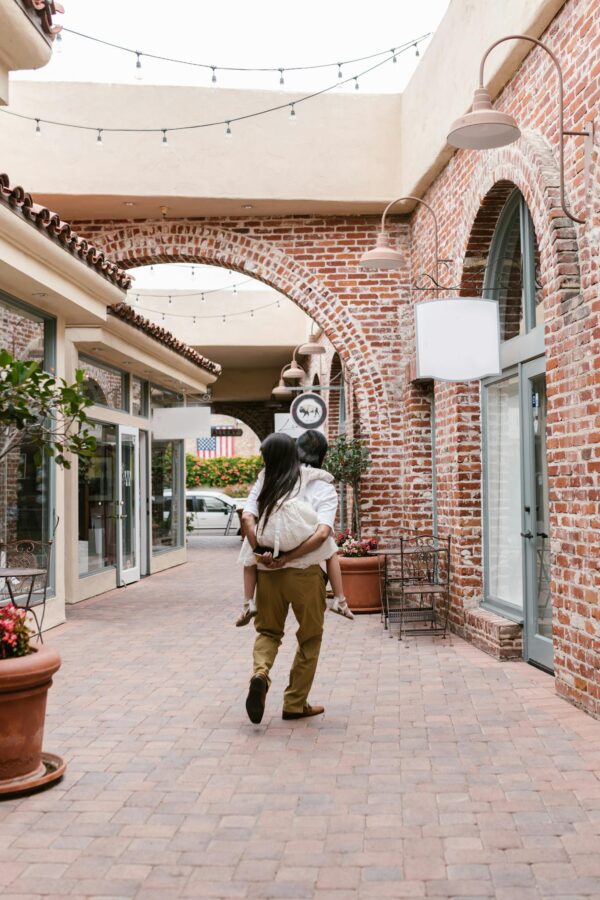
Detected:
left=0, top=351, right=95, bottom=795
left=324, top=435, right=371, bottom=538
left=0, top=605, right=64, bottom=795
left=326, top=437, right=382, bottom=612
left=336, top=533, right=384, bottom=614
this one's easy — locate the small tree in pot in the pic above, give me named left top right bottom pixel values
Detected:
left=324, top=435, right=370, bottom=538
left=0, top=351, right=95, bottom=795
left=325, top=437, right=382, bottom=613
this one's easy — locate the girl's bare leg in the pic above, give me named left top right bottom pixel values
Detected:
left=236, top=566, right=258, bottom=627
left=326, top=555, right=354, bottom=620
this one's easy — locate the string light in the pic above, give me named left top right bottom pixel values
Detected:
left=232, top=283, right=237, bottom=294
left=161, top=129, right=168, bottom=147
left=2, top=36, right=431, bottom=145
left=34, top=118, right=41, bottom=137
left=55, top=32, right=62, bottom=53
left=211, top=66, right=217, bottom=84
left=222, top=314, right=226, bottom=323
left=201, top=292, right=206, bottom=303
left=129, top=297, right=284, bottom=321
left=135, top=51, right=143, bottom=79
left=161, top=312, right=165, bottom=321
left=191, top=266, right=195, bottom=277
left=279, top=68, right=285, bottom=86
left=193, top=315, right=197, bottom=324
left=59, top=26, right=431, bottom=77
left=96, top=128, right=103, bottom=146
left=414, top=43, right=420, bottom=57
left=289, top=103, right=296, bottom=123
left=168, top=295, right=172, bottom=304
left=337, top=63, right=343, bottom=79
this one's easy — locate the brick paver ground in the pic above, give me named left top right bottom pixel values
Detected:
left=2, top=537, right=600, bottom=899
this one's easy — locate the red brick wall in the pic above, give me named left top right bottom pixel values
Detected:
left=407, top=0, right=600, bottom=714
left=72, top=0, right=600, bottom=717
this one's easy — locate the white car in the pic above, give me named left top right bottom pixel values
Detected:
left=186, top=489, right=246, bottom=534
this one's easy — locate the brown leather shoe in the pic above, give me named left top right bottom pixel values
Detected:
left=282, top=704, right=325, bottom=720
left=246, top=674, right=268, bottom=724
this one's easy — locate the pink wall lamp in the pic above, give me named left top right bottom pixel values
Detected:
left=359, top=196, right=454, bottom=288
left=447, top=34, right=594, bottom=225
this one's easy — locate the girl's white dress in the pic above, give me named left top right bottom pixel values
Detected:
left=239, top=466, right=338, bottom=570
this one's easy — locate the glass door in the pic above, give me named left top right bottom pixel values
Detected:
left=117, top=426, right=140, bottom=586
left=521, top=358, right=553, bottom=671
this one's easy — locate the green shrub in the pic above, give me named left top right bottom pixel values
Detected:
left=186, top=455, right=262, bottom=489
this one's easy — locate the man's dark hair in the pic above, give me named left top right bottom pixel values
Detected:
left=296, top=429, right=329, bottom=468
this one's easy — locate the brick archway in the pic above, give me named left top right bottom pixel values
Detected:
left=87, top=220, right=392, bottom=437
left=212, top=401, right=273, bottom=443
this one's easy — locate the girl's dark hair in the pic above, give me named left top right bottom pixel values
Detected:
left=296, top=429, right=328, bottom=468
left=257, top=433, right=301, bottom=529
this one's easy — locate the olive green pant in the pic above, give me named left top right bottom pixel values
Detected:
left=253, top=565, right=326, bottom=714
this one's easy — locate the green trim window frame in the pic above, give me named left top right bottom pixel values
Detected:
left=0, top=291, right=57, bottom=593
left=481, top=188, right=545, bottom=622
left=150, top=438, right=185, bottom=554
left=79, top=355, right=130, bottom=412
left=131, top=377, right=149, bottom=417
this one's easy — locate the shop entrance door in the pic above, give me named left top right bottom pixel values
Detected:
left=117, top=426, right=140, bottom=586
left=521, top=358, right=553, bottom=671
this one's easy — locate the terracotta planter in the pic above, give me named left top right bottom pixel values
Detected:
left=0, top=645, right=63, bottom=794
left=339, top=554, right=384, bottom=614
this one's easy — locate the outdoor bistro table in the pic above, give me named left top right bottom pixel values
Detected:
left=0, top=567, right=46, bottom=606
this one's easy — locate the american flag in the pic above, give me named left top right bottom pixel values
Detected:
left=196, top=435, right=235, bottom=458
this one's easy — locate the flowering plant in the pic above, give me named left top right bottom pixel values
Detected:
left=339, top=535, right=378, bottom=558
left=336, top=528, right=352, bottom=547
left=0, top=604, right=32, bottom=659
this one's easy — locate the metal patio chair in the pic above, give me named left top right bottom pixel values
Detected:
left=0, top=538, right=54, bottom=642
left=384, top=532, right=451, bottom=640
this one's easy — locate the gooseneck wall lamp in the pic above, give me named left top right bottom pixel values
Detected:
left=359, top=195, right=453, bottom=288
left=447, top=34, right=594, bottom=224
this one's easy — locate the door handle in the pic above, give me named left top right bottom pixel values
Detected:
left=520, top=531, right=534, bottom=539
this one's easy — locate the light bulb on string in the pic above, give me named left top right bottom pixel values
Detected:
left=337, top=63, right=343, bottom=79
left=222, top=314, right=226, bottom=323
left=161, top=312, right=165, bottom=322
left=392, top=48, right=397, bottom=63
left=211, top=66, right=217, bottom=85
left=277, top=299, right=281, bottom=308
left=201, top=292, right=205, bottom=303
left=55, top=32, right=62, bottom=53
left=191, top=266, right=195, bottom=277
left=168, top=295, right=172, bottom=305
left=193, top=316, right=197, bottom=325
left=135, top=52, right=143, bottom=80
left=34, top=118, right=41, bottom=138
left=279, top=68, right=285, bottom=86
left=414, top=43, right=420, bottom=57
left=354, top=78, right=359, bottom=90
left=232, top=283, right=237, bottom=295
left=289, top=103, right=296, bottom=124
left=225, top=121, right=232, bottom=138
left=250, top=309, right=254, bottom=317
left=96, top=128, right=103, bottom=146
left=161, top=129, right=168, bottom=147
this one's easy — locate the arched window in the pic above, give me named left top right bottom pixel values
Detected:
left=484, top=190, right=542, bottom=341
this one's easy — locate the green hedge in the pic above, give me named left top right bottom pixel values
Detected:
left=186, top=454, right=262, bottom=489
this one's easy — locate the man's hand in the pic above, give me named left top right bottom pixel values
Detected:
left=258, top=552, right=285, bottom=570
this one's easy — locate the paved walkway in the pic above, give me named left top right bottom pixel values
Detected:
left=2, top=538, right=600, bottom=900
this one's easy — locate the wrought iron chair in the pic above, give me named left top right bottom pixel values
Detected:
left=0, top=538, right=53, bottom=642
left=384, top=532, right=451, bottom=640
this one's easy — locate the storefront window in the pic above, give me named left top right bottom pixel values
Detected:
left=484, top=190, right=542, bottom=341
left=78, top=423, right=117, bottom=576
left=483, top=375, right=523, bottom=611
left=132, top=377, right=148, bottom=416
left=151, top=440, right=182, bottom=551
left=0, top=295, right=54, bottom=561
left=80, top=356, right=128, bottom=410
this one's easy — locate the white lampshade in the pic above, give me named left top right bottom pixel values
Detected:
left=448, top=88, right=520, bottom=150
left=359, top=231, right=404, bottom=269
left=298, top=335, right=326, bottom=355
left=415, top=297, right=501, bottom=381
left=283, top=361, right=305, bottom=380
left=272, top=380, right=293, bottom=400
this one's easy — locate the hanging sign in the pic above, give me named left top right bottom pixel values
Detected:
left=415, top=297, right=501, bottom=381
left=152, top=406, right=211, bottom=439
left=290, top=392, right=328, bottom=430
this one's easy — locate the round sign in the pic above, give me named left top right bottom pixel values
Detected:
left=290, top=392, right=327, bottom=430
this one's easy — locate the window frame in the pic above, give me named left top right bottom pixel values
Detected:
left=79, top=354, right=130, bottom=412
